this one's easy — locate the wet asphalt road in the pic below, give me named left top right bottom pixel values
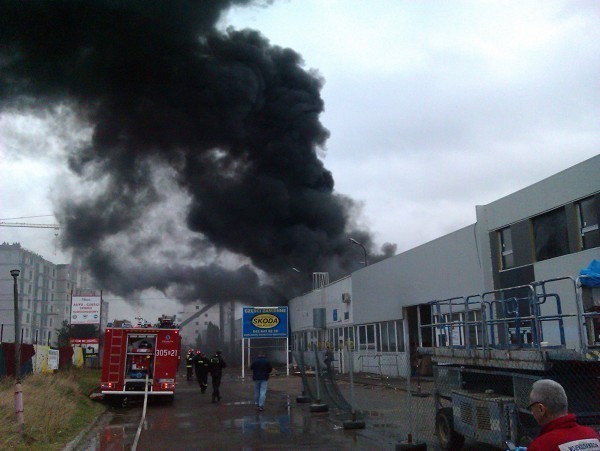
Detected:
left=77, top=370, right=394, bottom=450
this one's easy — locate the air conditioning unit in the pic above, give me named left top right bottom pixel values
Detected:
left=342, top=293, right=351, bottom=304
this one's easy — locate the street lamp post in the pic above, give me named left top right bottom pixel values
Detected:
left=10, top=269, right=21, bottom=379
left=349, top=238, right=368, bottom=267
left=10, top=269, right=25, bottom=437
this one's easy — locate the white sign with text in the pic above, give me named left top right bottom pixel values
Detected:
left=71, top=296, right=101, bottom=325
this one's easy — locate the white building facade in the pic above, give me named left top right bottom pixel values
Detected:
left=289, top=155, right=600, bottom=377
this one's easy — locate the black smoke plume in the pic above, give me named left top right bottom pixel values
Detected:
left=0, top=0, right=395, bottom=306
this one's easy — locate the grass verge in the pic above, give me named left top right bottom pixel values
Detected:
left=0, top=368, right=106, bottom=450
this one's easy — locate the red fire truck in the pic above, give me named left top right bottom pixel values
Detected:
left=101, top=315, right=181, bottom=405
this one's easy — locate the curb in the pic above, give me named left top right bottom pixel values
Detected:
left=64, top=408, right=111, bottom=451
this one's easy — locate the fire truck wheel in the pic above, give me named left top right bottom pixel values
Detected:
left=435, top=407, right=465, bottom=450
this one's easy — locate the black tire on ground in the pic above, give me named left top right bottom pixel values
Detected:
left=309, top=403, right=329, bottom=413
left=435, top=407, right=465, bottom=450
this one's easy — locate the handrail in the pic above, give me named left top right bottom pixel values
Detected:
left=419, top=276, right=596, bottom=356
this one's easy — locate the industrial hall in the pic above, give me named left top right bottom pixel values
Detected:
left=289, top=155, right=600, bottom=377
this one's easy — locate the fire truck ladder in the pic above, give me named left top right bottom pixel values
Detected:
left=108, top=329, right=126, bottom=382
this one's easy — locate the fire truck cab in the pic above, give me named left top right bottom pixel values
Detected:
left=101, top=315, right=181, bottom=405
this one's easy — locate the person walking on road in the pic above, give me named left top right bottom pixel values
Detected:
left=194, top=350, right=210, bottom=393
left=209, top=350, right=227, bottom=403
left=185, top=348, right=194, bottom=381
left=251, top=351, right=272, bottom=411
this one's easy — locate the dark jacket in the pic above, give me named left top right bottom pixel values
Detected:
left=194, top=354, right=210, bottom=373
left=250, top=356, right=273, bottom=381
left=209, top=354, right=227, bottom=375
left=528, top=414, right=600, bottom=451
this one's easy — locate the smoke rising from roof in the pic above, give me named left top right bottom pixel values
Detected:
left=0, top=0, right=395, bottom=306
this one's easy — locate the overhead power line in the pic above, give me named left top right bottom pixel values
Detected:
left=0, top=215, right=55, bottom=221
left=0, top=222, right=60, bottom=229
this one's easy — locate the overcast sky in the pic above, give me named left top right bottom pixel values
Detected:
left=1, top=0, right=599, bottom=320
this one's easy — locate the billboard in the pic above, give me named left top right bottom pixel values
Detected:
left=242, top=307, right=288, bottom=339
left=71, top=295, right=101, bottom=325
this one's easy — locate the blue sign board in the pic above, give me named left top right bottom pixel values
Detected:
left=242, top=306, right=288, bottom=339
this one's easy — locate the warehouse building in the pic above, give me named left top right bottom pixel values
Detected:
left=289, top=155, right=600, bottom=377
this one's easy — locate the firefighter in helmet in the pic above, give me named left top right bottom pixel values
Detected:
left=193, top=350, right=210, bottom=393
left=185, top=348, right=195, bottom=381
left=209, top=350, right=227, bottom=402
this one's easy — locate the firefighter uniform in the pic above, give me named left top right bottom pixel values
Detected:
left=193, top=351, right=210, bottom=393
left=209, top=350, right=227, bottom=402
left=185, top=349, right=194, bottom=381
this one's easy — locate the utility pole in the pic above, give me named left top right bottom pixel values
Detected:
left=10, top=269, right=25, bottom=438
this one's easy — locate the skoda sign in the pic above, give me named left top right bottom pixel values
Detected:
left=243, top=307, right=288, bottom=338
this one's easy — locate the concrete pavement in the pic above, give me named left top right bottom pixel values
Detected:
left=77, top=369, right=401, bottom=450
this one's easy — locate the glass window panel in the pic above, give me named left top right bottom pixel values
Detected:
left=388, top=321, right=397, bottom=351
left=381, top=322, right=389, bottom=352
left=499, top=227, right=514, bottom=269
left=532, top=208, right=569, bottom=261
left=358, top=325, right=367, bottom=350
left=577, top=197, right=599, bottom=250
left=367, top=324, right=375, bottom=350
left=396, top=320, right=405, bottom=352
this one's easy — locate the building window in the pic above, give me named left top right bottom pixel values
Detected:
left=196, top=306, right=199, bottom=310
left=532, top=207, right=569, bottom=262
left=376, top=320, right=403, bottom=352
left=499, top=227, right=514, bottom=269
left=348, top=327, right=356, bottom=350
left=357, top=324, right=377, bottom=350
left=576, top=196, right=599, bottom=250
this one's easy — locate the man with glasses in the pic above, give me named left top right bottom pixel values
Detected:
left=525, top=379, right=599, bottom=450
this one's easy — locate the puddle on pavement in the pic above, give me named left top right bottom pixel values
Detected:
left=226, top=414, right=294, bottom=435
left=80, top=424, right=137, bottom=451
